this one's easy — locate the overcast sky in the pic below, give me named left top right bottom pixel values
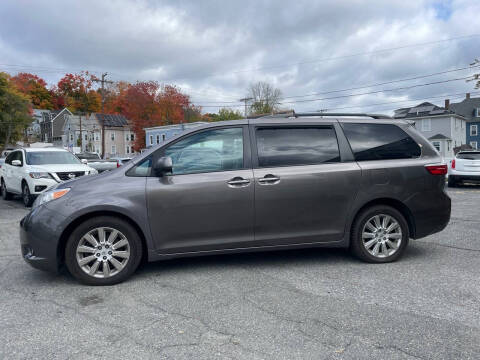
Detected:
left=1, top=0, right=480, bottom=114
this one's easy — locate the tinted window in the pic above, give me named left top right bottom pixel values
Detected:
left=26, top=151, right=81, bottom=165
left=457, top=152, right=480, bottom=160
left=5, top=151, right=16, bottom=165
left=77, top=153, right=100, bottom=160
left=256, top=127, right=340, bottom=167
left=342, top=123, right=421, bottom=161
left=164, top=128, right=244, bottom=175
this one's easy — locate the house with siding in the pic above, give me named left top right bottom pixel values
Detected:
left=144, top=122, right=208, bottom=148
left=40, top=108, right=73, bottom=144
left=449, top=93, right=480, bottom=149
left=394, top=101, right=466, bottom=159
left=91, top=113, right=135, bottom=158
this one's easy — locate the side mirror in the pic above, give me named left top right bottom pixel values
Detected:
left=81, top=159, right=88, bottom=165
left=11, top=160, right=22, bottom=167
left=154, top=156, right=173, bottom=176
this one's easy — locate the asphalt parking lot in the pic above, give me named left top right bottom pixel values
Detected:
left=0, top=188, right=479, bottom=360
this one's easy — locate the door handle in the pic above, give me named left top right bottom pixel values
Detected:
left=258, top=174, right=280, bottom=185
left=227, top=177, right=251, bottom=187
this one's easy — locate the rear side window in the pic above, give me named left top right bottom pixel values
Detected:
left=255, top=127, right=340, bottom=167
left=342, top=123, right=421, bottom=161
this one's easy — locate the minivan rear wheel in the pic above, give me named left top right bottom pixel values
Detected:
left=350, top=205, right=409, bottom=263
left=65, top=216, right=143, bottom=285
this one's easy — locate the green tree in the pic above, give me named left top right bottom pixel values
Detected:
left=214, top=108, right=243, bottom=121
left=0, top=73, right=32, bottom=151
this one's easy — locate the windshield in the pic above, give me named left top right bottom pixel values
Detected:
left=26, top=151, right=82, bottom=165
left=76, top=153, right=100, bottom=160
left=457, top=152, right=480, bottom=160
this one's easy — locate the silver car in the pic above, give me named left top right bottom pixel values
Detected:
left=18, top=113, right=451, bottom=285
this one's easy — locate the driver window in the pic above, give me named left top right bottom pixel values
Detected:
left=164, top=127, right=244, bottom=175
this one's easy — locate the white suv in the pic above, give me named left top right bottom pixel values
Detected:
left=0, top=148, right=97, bottom=206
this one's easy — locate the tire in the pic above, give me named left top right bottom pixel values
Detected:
left=65, top=216, right=143, bottom=285
left=22, top=182, right=34, bottom=207
left=350, top=205, right=409, bottom=263
left=1, top=179, right=12, bottom=200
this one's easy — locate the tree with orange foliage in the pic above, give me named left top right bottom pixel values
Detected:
left=56, top=71, right=101, bottom=113
left=102, top=81, right=200, bottom=151
left=10, top=73, right=54, bottom=109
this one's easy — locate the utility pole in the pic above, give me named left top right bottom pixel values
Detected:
left=239, top=97, right=253, bottom=118
left=93, top=73, right=113, bottom=158
left=79, top=115, right=82, bottom=152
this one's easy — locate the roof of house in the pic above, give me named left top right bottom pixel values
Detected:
left=449, top=96, right=480, bottom=121
left=95, top=113, right=129, bottom=127
left=52, top=108, right=73, bottom=137
left=428, top=133, right=451, bottom=140
left=394, top=102, right=454, bottom=119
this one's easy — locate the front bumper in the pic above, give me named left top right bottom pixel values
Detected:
left=19, top=205, right=68, bottom=273
left=29, top=178, right=58, bottom=195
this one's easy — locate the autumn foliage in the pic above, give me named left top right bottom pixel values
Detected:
left=9, top=71, right=201, bottom=151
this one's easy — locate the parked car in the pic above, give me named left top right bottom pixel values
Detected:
left=20, top=113, right=451, bottom=285
left=75, top=152, right=117, bottom=173
left=110, top=156, right=133, bottom=167
left=1, top=148, right=97, bottom=207
left=448, top=150, right=480, bottom=187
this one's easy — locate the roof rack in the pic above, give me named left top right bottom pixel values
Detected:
left=254, top=111, right=392, bottom=120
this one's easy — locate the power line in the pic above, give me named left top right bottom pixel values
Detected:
left=307, top=91, right=480, bottom=112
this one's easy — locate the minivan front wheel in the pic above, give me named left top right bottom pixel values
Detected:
left=65, top=216, right=143, bottom=285
left=350, top=205, right=409, bottom=263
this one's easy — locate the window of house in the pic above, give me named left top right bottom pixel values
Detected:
left=256, top=127, right=340, bottom=167
left=342, top=123, right=421, bottom=161
left=95, top=133, right=100, bottom=141
left=156, top=135, right=160, bottom=144
left=470, top=141, right=478, bottom=149
left=447, top=141, right=451, bottom=152
left=126, top=145, right=130, bottom=154
left=432, top=141, right=441, bottom=152
left=471, top=125, right=478, bottom=136
left=70, top=134, right=73, bottom=141
left=126, top=133, right=129, bottom=141
left=84, top=134, right=88, bottom=141
left=162, top=134, right=166, bottom=141
left=111, top=145, right=116, bottom=154
left=149, top=135, right=153, bottom=145
left=422, top=119, right=431, bottom=131
left=111, top=132, right=115, bottom=141
left=131, top=134, right=135, bottom=141
left=476, top=108, right=480, bottom=117
left=164, top=127, right=244, bottom=175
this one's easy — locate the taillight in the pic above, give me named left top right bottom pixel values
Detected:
left=425, top=164, right=448, bottom=175
left=451, top=159, right=456, bottom=169
left=117, top=161, right=121, bottom=168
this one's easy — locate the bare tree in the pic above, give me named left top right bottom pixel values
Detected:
left=248, top=81, right=282, bottom=115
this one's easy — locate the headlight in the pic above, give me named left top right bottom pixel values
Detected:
left=29, top=172, right=51, bottom=179
left=32, top=188, right=70, bottom=208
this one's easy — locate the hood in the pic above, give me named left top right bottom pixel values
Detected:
left=28, top=164, right=94, bottom=173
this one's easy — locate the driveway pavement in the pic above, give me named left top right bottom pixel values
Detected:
left=0, top=188, right=479, bottom=359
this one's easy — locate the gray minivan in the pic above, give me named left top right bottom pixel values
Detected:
left=18, top=113, right=451, bottom=285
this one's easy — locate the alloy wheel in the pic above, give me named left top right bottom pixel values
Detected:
left=76, top=227, right=131, bottom=278
left=361, top=214, right=402, bottom=258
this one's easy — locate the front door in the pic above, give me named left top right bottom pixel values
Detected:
left=146, top=126, right=255, bottom=254
left=251, top=124, right=361, bottom=245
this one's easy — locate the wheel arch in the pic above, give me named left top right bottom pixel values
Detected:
left=57, top=211, right=149, bottom=269
left=350, top=198, right=416, bottom=240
